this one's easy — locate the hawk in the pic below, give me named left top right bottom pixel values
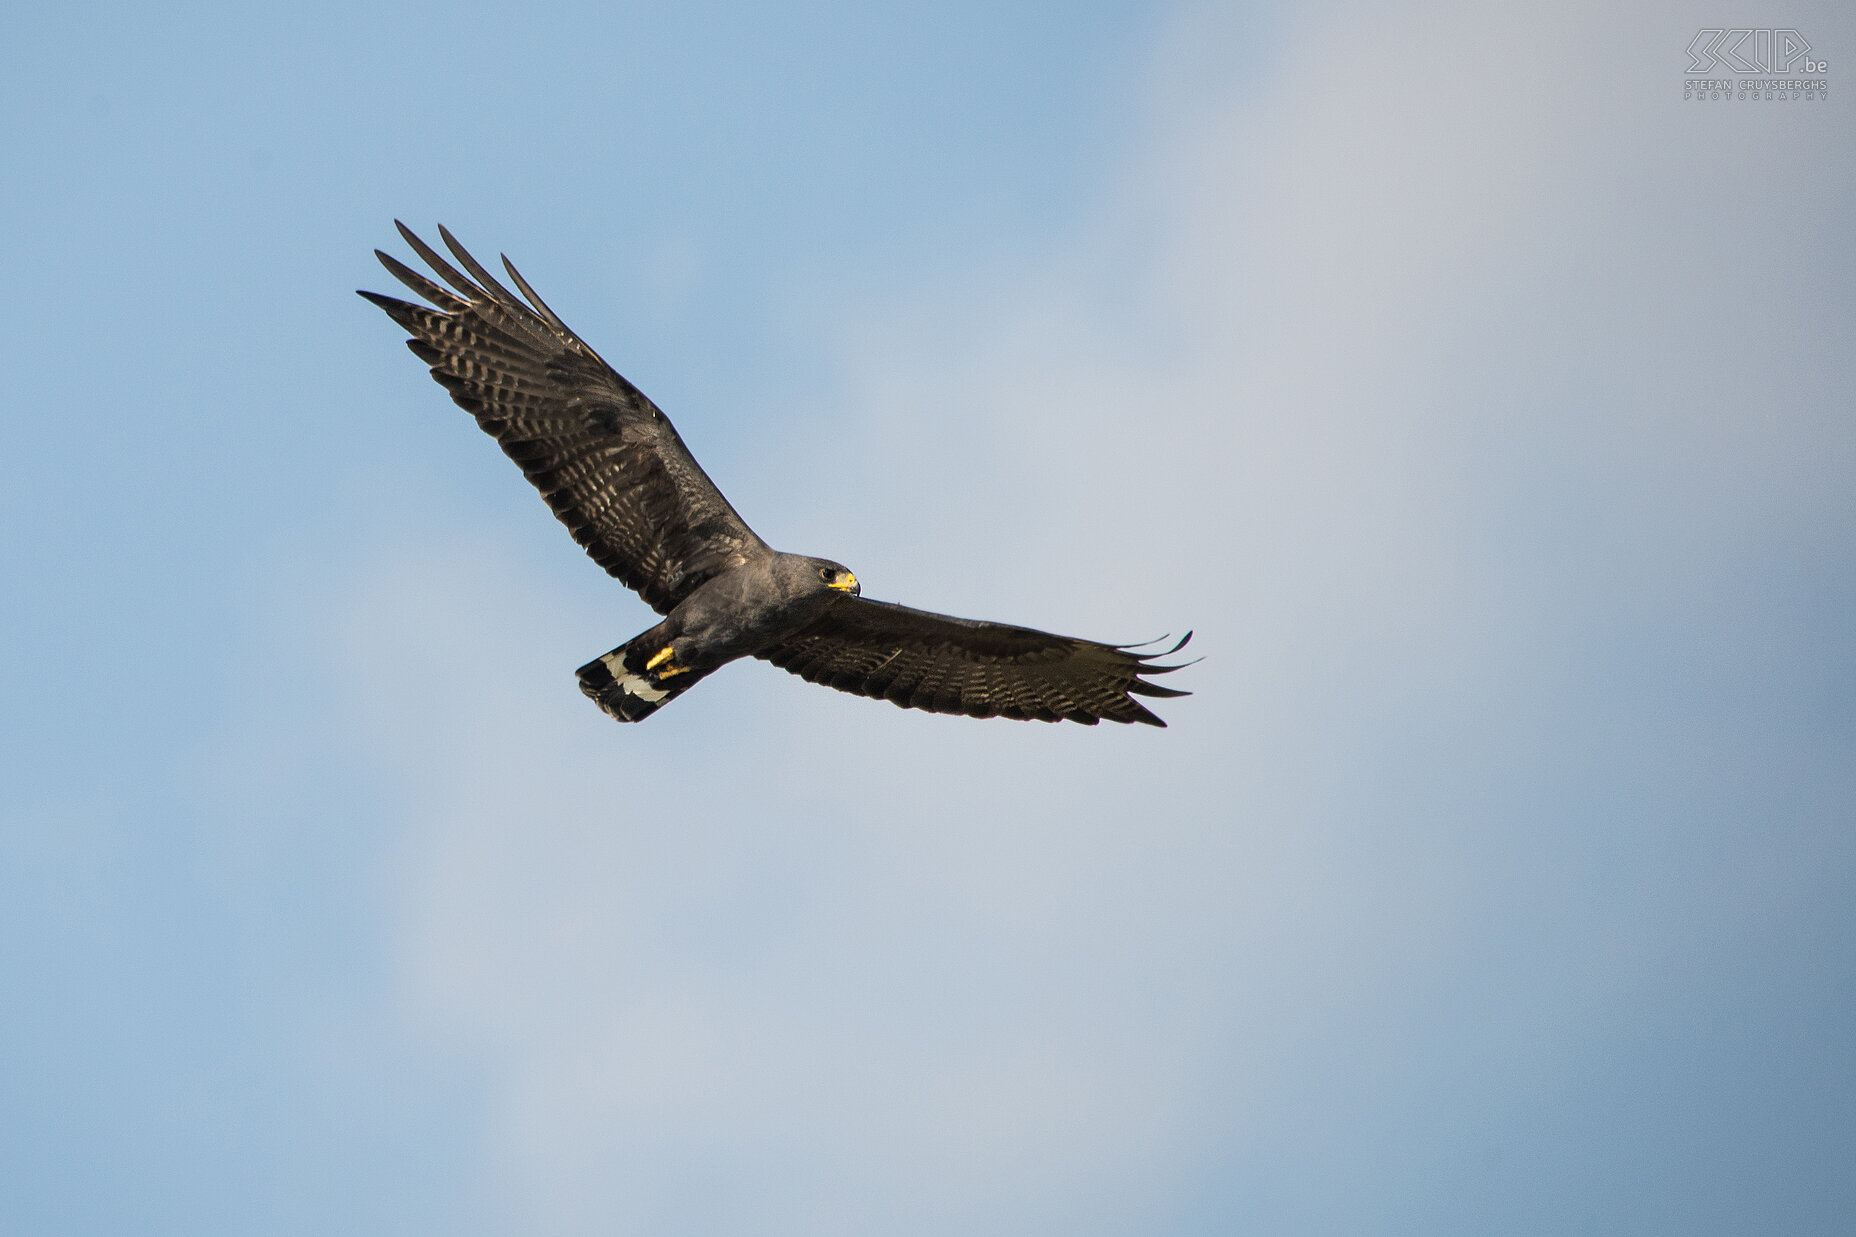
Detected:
left=360, top=224, right=1192, bottom=726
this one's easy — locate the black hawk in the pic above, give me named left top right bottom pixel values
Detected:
left=360, top=224, right=1192, bottom=726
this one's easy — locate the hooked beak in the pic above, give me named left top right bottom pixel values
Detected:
left=829, top=571, right=860, bottom=595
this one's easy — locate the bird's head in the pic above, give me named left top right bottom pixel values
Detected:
left=776, top=553, right=860, bottom=598
left=816, top=561, right=860, bottom=595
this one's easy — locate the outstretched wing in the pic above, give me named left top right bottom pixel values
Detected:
left=360, top=223, right=765, bottom=614
left=759, top=597, right=1192, bottom=726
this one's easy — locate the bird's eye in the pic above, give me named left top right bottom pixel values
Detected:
left=819, top=567, right=833, bottom=581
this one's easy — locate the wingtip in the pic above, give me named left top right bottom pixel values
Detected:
left=1120, top=631, right=1193, bottom=655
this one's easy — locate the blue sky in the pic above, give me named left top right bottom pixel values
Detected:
left=2, top=2, right=1853, bottom=1234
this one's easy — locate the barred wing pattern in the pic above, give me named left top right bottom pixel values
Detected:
left=760, top=597, right=1192, bottom=726
left=361, top=223, right=765, bottom=614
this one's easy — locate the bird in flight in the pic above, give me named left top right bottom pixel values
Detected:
left=360, top=224, right=1191, bottom=726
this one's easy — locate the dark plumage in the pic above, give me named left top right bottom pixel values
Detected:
left=361, top=224, right=1192, bottom=726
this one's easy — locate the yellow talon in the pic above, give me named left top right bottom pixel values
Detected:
left=646, top=645, right=692, bottom=679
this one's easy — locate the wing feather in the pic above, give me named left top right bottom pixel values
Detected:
left=360, top=224, right=765, bottom=613
left=759, top=597, right=1192, bottom=727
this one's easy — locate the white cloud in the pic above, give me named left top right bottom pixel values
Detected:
left=322, top=2, right=1856, bottom=1232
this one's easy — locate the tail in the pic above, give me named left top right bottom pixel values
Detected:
left=575, top=630, right=714, bottom=723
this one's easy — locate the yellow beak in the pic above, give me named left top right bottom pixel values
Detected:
left=829, top=572, right=859, bottom=593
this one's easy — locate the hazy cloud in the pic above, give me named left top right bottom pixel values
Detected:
left=297, top=3, right=1856, bottom=1234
